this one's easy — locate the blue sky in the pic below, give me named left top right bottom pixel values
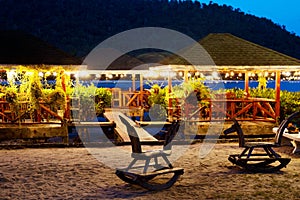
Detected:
left=200, top=0, right=300, bottom=36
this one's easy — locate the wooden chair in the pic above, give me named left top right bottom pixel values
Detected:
left=115, top=115, right=184, bottom=190
left=223, top=112, right=299, bottom=172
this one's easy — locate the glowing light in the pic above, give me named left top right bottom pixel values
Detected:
left=78, top=71, right=89, bottom=78
left=264, top=72, right=269, bottom=77
left=230, top=71, right=234, bottom=76
left=45, top=71, right=51, bottom=77
left=169, top=71, right=176, bottom=78
left=53, top=72, right=57, bottom=76
left=212, top=71, right=219, bottom=79
left=238, top=73, right=242, bottom=77
left=107, top=74, right=113, bottom=79
left=38, top=72, right=44, bottom=77
left=7, top=71, right=16, bottom=81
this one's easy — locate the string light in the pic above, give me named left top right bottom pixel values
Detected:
left=264, top=72, right=269, bottom=77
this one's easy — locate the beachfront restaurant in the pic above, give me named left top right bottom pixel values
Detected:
left=1, top=31, right=300, bottom=142
left=81, top=33, right=300, bottom=125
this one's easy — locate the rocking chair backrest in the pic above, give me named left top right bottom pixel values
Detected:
left=163, top=121, right=180, bottom=151
left=224, top=118, right=245, bottom=147
left=274, top=111, right=300, bottom=145
left=119, top=115, right=142, bottom=154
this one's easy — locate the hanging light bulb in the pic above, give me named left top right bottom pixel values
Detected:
left=107, top=73, right=113, bottom=79
left=45, top=71, right=51, bottom=77
left=264, top=72, right=269, bottom=77
left=212, top=71, right=219, bottom=79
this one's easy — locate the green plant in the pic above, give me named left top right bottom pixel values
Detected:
left=258, top=75, right=267, bottom=90
left=45, top=87, right=66, bottom=111
left=148, top=84, right=168, bottom=108
left=94, top=88, right=112, bottom=116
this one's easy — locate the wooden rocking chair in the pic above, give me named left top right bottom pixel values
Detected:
left=116, top=115, right=184, bottom=190
left=223, top=112, right=299, bottom=173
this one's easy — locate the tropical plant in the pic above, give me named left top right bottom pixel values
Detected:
left=258, top=75, right=267, bottom=90
left=148, top=84, right=168, bottom=108
left=94, top=88, right=112, bottom=116
left=45, top=87, right=66, bottom=111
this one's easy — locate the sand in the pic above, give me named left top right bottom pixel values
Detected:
left=1, top=143, right=300, bottom=200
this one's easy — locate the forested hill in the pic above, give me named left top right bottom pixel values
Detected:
left=1, top=0, right=300, bottom=59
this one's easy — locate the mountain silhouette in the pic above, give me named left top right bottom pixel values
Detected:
left=0, top=0, right=299, bottom=60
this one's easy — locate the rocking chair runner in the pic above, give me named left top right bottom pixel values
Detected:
left=116, top=115, right=184, bottom=190
left=224, top=111, right=300, bottom=173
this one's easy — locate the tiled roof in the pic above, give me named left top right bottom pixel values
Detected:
left=200, top=33, right=300, bottom=66
left=0, top=30, right=82, bottom=65
left=162, top=33, right=300, bottom=66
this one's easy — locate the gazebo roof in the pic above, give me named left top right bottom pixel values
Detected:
left=159, top=33, right=300, bottom=69
left=199, top=33, right=300, bottom=66
left=0, top=30, right=82, bottom=65
left=103, top=33, right=300, bottom=73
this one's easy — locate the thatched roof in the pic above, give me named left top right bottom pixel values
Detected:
left=0, top=30, right=82, bottom=65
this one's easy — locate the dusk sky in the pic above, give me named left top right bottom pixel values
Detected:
left=201, top=0, right=300, bottom=36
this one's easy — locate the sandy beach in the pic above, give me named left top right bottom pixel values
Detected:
left=1, top=143, right=300, bottom=200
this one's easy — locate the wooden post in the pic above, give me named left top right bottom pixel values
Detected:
left=60, top=70, right=69, bottom=120
left=244, top=71, right=249, bottom=98
left=168, top=71, right=173, bottom=121
left=184, top=70, right=188, bottom=83
left=139, top=74, right=143, bottom=107
left=275, top=71, right=281, bottom=122
left=132, top=74, right=136, bottom=91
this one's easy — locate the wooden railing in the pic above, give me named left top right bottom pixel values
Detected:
left=0, top=90, right=277, bottom=124
left=0, top=100, right=64, bottom=124
left=168, top=97, right=277, bottom=122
